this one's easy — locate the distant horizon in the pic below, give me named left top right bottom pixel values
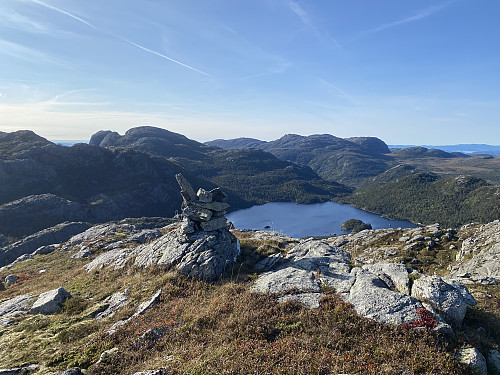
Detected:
left=46, top=132, right=500, bottom=149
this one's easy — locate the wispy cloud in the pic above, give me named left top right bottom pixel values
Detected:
left=318, top=78, right=351, bottom=99
left=287, top=1, right=342, bottom=50
left=125, top=40, right=210, bottom=77
left=361, top=1, right=457, bottom=36
left=30, top=0, right=97, bottom=30
left=0, top=6, right=77, bottom=38
left=288, top=1, right=311, bottom=27
left=0, top=8, right=50, bottom=33
left=29, top=0, right=210, bottom=76
left=239, top=61, right=292, bottom=81
left=0, top=38, right=72, bottom=68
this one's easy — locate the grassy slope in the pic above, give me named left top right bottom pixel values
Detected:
left=0, top=230, right=475, bottom=375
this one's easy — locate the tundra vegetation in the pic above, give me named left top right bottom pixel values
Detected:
left=1, top=225, right=496, bottom=374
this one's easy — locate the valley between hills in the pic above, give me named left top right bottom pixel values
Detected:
left=1, top=126, right=500, bottom=374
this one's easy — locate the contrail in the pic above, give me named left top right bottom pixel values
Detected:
left=30, top=0, right=210, bottom=76
left=365, top=0, right=457, bottom=35
left=126, top=40, right=210, bottom=77
left=31, top=0, right=97, bottom=30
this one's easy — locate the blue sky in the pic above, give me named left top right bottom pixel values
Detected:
left=0, top=0, right=499, bottom=144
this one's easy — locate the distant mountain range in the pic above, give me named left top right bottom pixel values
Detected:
left=205, top=136, right=500, bottom=186
left=390, top=144, right=500, bottom=156
left=0, top=128, right=350, bottom=240
left=1, top=127, right=500, bottom=242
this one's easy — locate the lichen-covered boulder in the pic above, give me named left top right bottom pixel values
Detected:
left=347, top=268, right=422, bottom=325
left=29, top=288, right=71, bottom=315
left=252, top=239, right=354, bottom=308
left=134, top=227, right=240, bottom=281
left=411, top=276, right=474, bottom=326
left=362, top=262, right=411, bottom=294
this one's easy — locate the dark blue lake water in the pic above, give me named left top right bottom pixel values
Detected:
left=227, top=201, right=417, bottom=238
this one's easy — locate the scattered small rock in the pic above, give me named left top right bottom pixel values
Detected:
left=0, top=364, right=39, bottom=374
left=96, top=348, right=120, bottom=365
left=95, top=289, right=130, bottom=320
left=4, top=275, right=18, bottom=285
left=133, top=370, right=167, bottom=375
left=133, top=289, right=162, bottom=317
left=455, top=348, right=487, bottom=375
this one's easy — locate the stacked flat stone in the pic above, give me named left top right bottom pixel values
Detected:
left=175, top=174, right=230, bottom=233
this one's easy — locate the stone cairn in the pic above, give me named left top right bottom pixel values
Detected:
left=175, top=174, right=230, bottom=233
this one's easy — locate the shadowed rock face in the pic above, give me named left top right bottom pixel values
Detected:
left=0, top=128, right=351, bottom=239
left=0, top=132, right=186, bottom=238
left=204, top=133, right=393, bottom=187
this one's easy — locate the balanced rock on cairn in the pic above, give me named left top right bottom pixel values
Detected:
left=175, top=174, right=230, bottom=234
left=84, top=177, right=239, bottom=280
left=132, top=174, right=240, bottom=280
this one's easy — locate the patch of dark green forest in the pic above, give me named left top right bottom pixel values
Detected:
left=339, top=173, right=500, bottom=228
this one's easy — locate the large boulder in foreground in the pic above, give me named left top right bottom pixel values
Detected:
left=252, top=239, right=354, bottom=308
left=411, top=275, right=474, bottom=327
left=347, top=268, right=422, bottom=325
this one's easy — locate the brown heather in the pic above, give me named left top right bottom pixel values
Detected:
left=0, top=235, right=475, bottom=375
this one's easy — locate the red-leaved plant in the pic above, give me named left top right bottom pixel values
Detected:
left=400, top=308, right=438, bottom=330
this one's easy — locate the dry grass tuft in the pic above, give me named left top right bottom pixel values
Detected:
left=0, top=232, right=478, bottom=374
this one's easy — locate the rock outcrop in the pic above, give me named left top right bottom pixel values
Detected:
left=448, top=220, right=500, bottom=285
left=252, top=237, right=475, bottom=330
left=488, top=349, right=500, bottom=375
left=0, top=295, right=34, bottom=321
left=0, top=221, right=90, bottom=268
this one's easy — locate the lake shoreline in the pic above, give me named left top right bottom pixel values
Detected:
left=227, top=201, right=418, bottom=238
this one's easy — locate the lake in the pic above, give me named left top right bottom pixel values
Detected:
left=227, top=201, right=418, bottom=238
